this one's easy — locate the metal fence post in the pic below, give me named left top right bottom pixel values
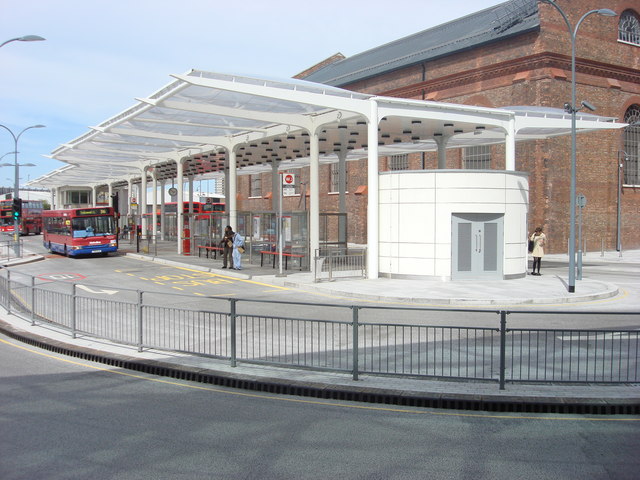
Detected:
left=137, top=290, right=143, bottom=352
left=329, top=251, right=334, bottom=282
left=30, top=275, right=36, bottom=326
left=71, top=284, right=77, bottom=339
left=352, top=306, right=359, bottom=381
left=6, top=269, right=11, bottom=316
left=499, top=310, right=507, bottom=390
left=230, top=298, right=237, bottom=367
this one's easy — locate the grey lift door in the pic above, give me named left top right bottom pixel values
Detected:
left=452, top=213, right=503, bottom=279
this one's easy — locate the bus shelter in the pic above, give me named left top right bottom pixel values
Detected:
left=29, top=70, right=626, bottom=280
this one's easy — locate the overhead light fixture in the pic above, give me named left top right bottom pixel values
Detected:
left=581, top=100, right=596, bottom=111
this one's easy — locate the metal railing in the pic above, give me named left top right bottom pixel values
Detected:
left=1, top=269, right=638, bottom=389
left=0, top=237, right=23, bottom=261
left=314, top=247, right=366, bottom=282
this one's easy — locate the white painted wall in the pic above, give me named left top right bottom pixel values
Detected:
left=379, top=170, right=529, bottom=279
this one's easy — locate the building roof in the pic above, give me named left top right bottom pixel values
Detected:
left=28, top=68, right=624, bottom=189
left=301, top=0, right=539, bottom=87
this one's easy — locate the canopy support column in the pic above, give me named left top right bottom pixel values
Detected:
left=177, top=159, right=184, bottom=254
left=367, top=100, right=379, bottom=279
left=140, top=168, right=148, bottom=235
left=160, top=180, right=166, bottom=241
left=505, top=117, right=516, bottom=171
left=228, top=149, right=237, bottom=230
left=127, top=179, right=133, bottom=219
left=338, top=149, right=347, bottom=245
left=152, top=170, right=158, bottom=238
left=271, top=159, right=280, bottom=211
left=435, top=135, right=450, bottom=169
left=92, top=186, right=98, bottom=207
left=309, top=131, right=320, bottom=275
left=107, top=183, right=113, bottom=207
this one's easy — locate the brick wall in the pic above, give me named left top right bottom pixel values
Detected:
left=333, top=0, right=640, bottom=253
left=234, top=1, right=640, bottom=253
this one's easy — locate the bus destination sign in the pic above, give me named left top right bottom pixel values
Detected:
left=76, top=208, right=111, bottom=216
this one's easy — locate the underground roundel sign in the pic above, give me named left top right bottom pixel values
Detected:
left=282, top=173, right=295, bottom=186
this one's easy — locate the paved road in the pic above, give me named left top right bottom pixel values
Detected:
left=2, top=333, right=638, bottom=480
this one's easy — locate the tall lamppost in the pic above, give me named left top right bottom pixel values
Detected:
left=1, top=151, right=18, bottom=162
left=0, top=35, right=45, bottom=48
left=0, top=124, right=45, bottom=252
left=539, top=1, right=616, bottom=293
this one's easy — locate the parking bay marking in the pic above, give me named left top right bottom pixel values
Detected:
left=76, top=285, right=119, bottom=295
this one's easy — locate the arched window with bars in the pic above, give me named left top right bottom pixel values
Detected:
left=623, top=105, right=640, bottom=186
left=618, top=10, right=640, bottom=46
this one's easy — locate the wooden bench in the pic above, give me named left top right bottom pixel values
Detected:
left=197, top=245, right=223, bottom=259
left=260, top=250, right=305, bottom=270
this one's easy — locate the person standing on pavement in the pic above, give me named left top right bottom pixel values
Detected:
left=530, top=227, right=546, bottom=276
left=231, top=230, right=245, bottom=270
left=220, top=226, right=233, bottom=269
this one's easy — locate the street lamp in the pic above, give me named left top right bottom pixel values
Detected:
left=1, top=151, right=18, bottom=162
left=0, top=124, right=45, bottom=251
left=0, top=35, right=46, bottom=48
left=539, top=1, right=617, bottom=293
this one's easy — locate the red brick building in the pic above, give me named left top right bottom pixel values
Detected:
left=238, top=0, right=640, bottom=253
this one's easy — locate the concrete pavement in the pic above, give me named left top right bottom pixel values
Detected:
left=122, top=245, right=639, bottom=307
left=1, top=244, right=639, bottom=414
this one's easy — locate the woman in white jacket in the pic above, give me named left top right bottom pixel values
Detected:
left=530, top=227, right=546, bottom=276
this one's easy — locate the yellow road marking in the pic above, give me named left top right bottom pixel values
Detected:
left=118, top=263, right=290, bottom=295
left=2, top=337, right=637, bottom=423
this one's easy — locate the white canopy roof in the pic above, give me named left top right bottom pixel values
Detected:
left=30, top=70, right=626, bottom=188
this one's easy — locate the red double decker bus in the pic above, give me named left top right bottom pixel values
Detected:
left=144, top=201, right=225, bottom=224
left=153, top=201, right=225, bottom=215
left=0, top=199, right=43, bottom=235
left=42, top=207, right=118, bottom=257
